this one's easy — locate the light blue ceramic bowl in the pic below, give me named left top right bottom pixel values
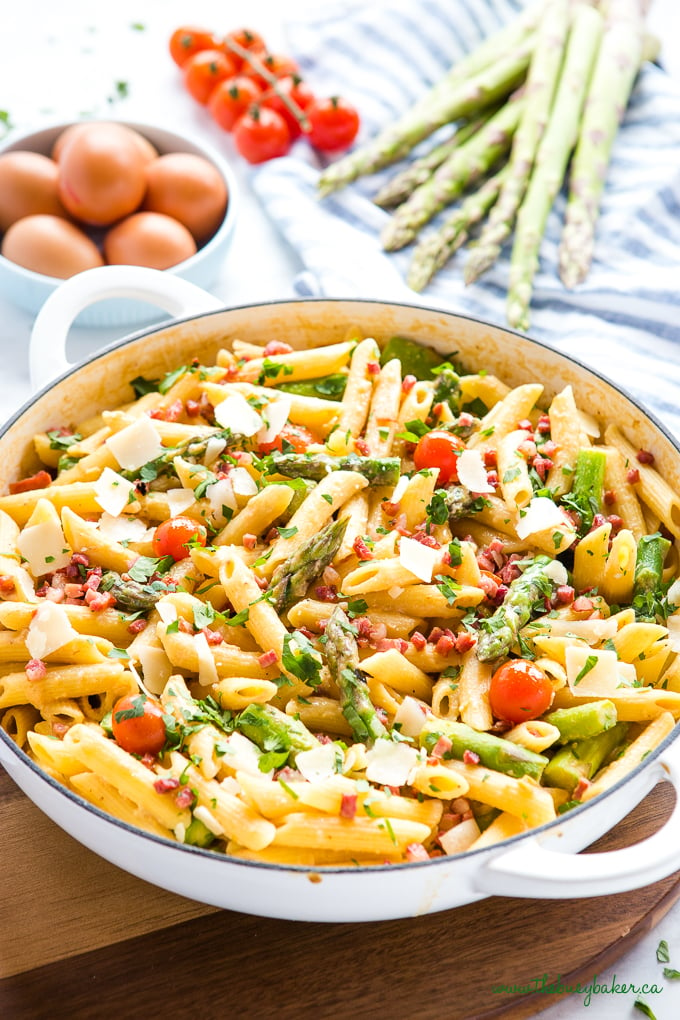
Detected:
left=0, top=121, right=238, bottom=328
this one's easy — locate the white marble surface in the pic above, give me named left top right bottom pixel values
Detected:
left=2, top=2, right=680, bottom=1016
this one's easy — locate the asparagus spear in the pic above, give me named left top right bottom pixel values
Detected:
left=476, top=554, right=557, bottom=662
left=379, top=336, right=445, bottom=379
left=561, top=447, right=607, bottom=535
left=265, top=451, right=401, bottom=486
left=544, top=700, right=618, bottom=744
left=419, top=718, right=548, bottom=781
left=542, top=722, right=629, bottom=792
left=99, top=571, right=166, bottom=613
left=236, top=702, right=319, bottom=762
left=267, top=518, right=348, bottom=612
left=463, top=0, right=571, bottom=285
left=318, top=32, right=536, bottom=198
left=431, top=365, right=462, bottom=414
left=506, top=3, right=604, bottom=332
left=408, top=165, right=509, bottom=292
left=373, top=113, right=495, bottom=209
left=381, top=97, right=524, bottom=252
left=325, top=606, right=387, bottom=744
left=559, top=0, right=645, bottom=288
left=632, top=532, right=671, bottom=621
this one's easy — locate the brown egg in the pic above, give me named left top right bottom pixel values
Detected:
left=0, top=151, right=70, bottom=233
left=143, top=152, right=228, bottom=243
left=58, top=123, right=148, bottom=226
left=104, top=211, right=197, bottom=270
left=1, top=214, right=105, bottom=278
left=52, top=122, right=158, bottom=165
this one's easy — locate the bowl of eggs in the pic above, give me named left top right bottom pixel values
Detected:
left=0, top=120, right=237, bottom=327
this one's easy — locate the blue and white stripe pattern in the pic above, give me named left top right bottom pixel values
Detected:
left=253, top=0, right=680, bottom=434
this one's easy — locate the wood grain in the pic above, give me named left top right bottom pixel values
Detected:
left=1, top=767, right=679, bottom=1020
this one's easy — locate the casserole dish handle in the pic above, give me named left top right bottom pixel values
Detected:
left=475, top=738, right=680, bottom=898
left=29, top=265, right=224, bottom=392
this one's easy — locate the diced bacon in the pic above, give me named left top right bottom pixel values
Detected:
left=488, top=537, right=506, bottom=559
left=574, top=777, right=592, bottom=800
left=353, top=536, right=374, bottom=561
left=51, top=721, right=70, bottom=738
left=478, top=573, right=499, bottom=600
left=202, top=628, right=224, bottom=646
left=457, top=412, right=475, bottom=428
left=401, top=375, right=417, bottom=394
left=374, top=637, right=409, bottom=654
left=0, top=575, right=15, bottom=593
left=263, top=340, right=293, bottom=356
left=9, top=470, right=52, bottom=494
left=86, top=591, right=116, bottom=612
left=499, top=557, right=522, bottom=585
left=411, top=530, right=440, bottom=549
left=84, top=569, right=102, bottom=591
left=340, top=794, right=358, bottom=820
left=411, top=631, right=427, bottom=651
left=26, top=658, right=47, bottom=682
left=354, top=438, right=370, bottom=456
left=154, top=777, right=180, bottom=794
left=45, top=587, right=65, bottom=603
left=476, top=552, right=495, bottom=573
left=258, top=649, right=278, bottom=668
left=178, top=618, right=194, bottom=634
left=140, top=753, right=157, bottom=770
left=636, top=449, right=655, bottom=465
left=455, top=631, right=476, bottom=652
left=316, top=733, right=333, bottom=744
left=532, top=455, right=553, bottom=482
left=607, top=514, right=624, bottom=533
left=63, top=583, right=85, bottom=599
left=405, top=843, right=430, bottom=862
left=536, top=414, right=551, bottom=434
left=298, top=626, right=316, bottom=641
left=463, top=749, right=480, bottom=765
left=128, top=618, right=148, bottom=635
left=483, top=449, right=497, bottom=468
left=242, top=533, right=257, bottom=550
left=590, top=513, right=607, bottom=531
left=434, top=633, right=456, bottom=656
left=367, top=361, right=381, bottom=376
left=431, top=402, right=444, bottom=418
left=149, top=399, right=183, bottom=422
left=255, top=574, right=269, bottom=591
left=518, top=439, right=537, bottom=460
left=626, top=467, right=640, bottom=484
left=555, top=584, right=575, bottom=604
left=381, top=500, right=401, bottom=518
left=486, top=470, right=499, bottom=489
left=275, top=765, right=304, bottom=783
left=572, top=596, right=595, bottom=612
left=431, top=735, right=452, bottom=759
left=604, top=489, right=616, bottom=506
left=516, top=419, right=533, bottom=431
left=185, top=399, right=201, bottom=417
left=315, top=585, right=338, bottom=602
left=175, top=787, right=196, bottom=809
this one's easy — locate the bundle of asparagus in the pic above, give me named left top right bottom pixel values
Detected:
left=317, top=0, right=649, bottom=332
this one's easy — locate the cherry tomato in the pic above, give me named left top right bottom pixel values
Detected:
left=243, top=53, right=300, bottom=90
left=261, top=76, right=316, bottom=140
left=413, top=430, right=466, bottom=485
left=222, top=28, right=268, bottom=70
left=152, top=517, right=208, bottom=561
left=232, top=106, right=291, bottom=164
left=259, top=422, right=318, bottom=455
left=306, top=96, right=360, bottom=152
left=183, top=49, right=238, bottom=105
left=169, top=26, right=218, bottom=68
left=111, top=694, right=167, bottom=756
left=489, top=659, right=554, bottom=724
left=208, top=75, right=263, bottom=131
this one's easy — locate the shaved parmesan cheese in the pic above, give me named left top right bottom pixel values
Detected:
left=667, top=581, right=680, bottom=609
left=667, top=613, right=680, bottom=652
left=230, top=467, right=258, bottom=497
left=390, top=474, right=411, bottom=504
left=439, top=816, right=481, bottom=855
left=213, top=393, right=263, bottom=437
left=399, top=535, right=441, bottom=583
left=543, top=559, right=569, bottom=586
left=166, top=488, right=197, bottom=518
left=456, top=449, right=494, bottom=493
left=26, top=601, right=79, bottom=660
left=257, top=396, right=292, bottom=445
left=206, top=477, right=237, bottom=515
left=224, top=732, right=272, bottom=777
left=105, top=415, right=164, bottom=471
left=393, top=696, right=429, bottom=738
left=17, top=518, right=71, bottom=578
left=192, top=805, right=223, bottom=836
left=388, top=586, right=404, bottom=599
left=93, top=467, right=137, bottom=518
left=194, top=631, right=219, bottom=687
left=365, top=738, right=421, bottom=787
left=566, top=646, right=621, bottom=696
left=516, top=497, right=567, bottom=540
left=97, top=513, right=152, bottom=544
left=136, top=645, right=174, bottom=696
left=543, top=616, right=619, bottom=643
left=296, top=743, right=341, bottom=782
left=202, top=436, right=227, bottom=466
left=579, top=410, right=601, bottom=438
left=156, top=599, right=178, bottom=625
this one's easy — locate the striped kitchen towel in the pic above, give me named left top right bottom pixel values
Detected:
left=252, top=0, right=680, bottom=435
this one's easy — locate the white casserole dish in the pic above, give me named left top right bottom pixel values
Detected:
left=0, top=264, right=679, bottom=922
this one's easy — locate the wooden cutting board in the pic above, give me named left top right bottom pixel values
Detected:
left=1, top=765, right=679, bottom=1020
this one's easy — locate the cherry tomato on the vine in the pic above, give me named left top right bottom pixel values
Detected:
left=233, top=106, right=291, bottom=164
left=413, top=430, right=466, bottom=486
left=489, top=659, right=554, bottom=724
left=169, top=26, right=218, bottom=68
left=243, top=53, right=300, bottom=90
left=208, top=75, right=263, bottom=131
left=183, top=49, right=238, bottom=105
left=152, top=516, right=208, bottom=561
left=221, top=28, right=268, bottom=70
left=258, top=422, right=319, bottom=455
left=306, top=96, right=360, bottom=152
left=261, top=75, right=316, bottom=140
left=111, top=693, right=167, bottom=756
